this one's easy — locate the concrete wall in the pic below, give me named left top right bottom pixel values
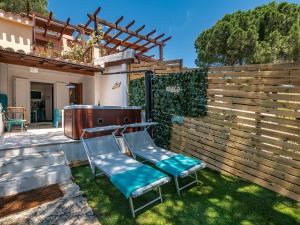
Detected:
left=0, top=11, right=32, bottom=53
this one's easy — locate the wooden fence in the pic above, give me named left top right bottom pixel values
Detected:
left=170, top=63, right=300, bottom=201
left=129, top=59, right=183, bottom=80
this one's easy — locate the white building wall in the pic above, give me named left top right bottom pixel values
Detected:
left=95, top=64, right=128, bottom=106
left=0, top=12, right=32, bottom=53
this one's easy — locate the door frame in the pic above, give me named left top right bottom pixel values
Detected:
left=30, top=81, right=54, bottom=124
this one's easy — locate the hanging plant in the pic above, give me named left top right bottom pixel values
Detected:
left=62, top=23, right=105, bottom=62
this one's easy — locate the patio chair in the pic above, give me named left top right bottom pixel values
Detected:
left=121, top=122, right=206, bottom=196
left=80, top=125, right=170, bottom=218
left=5, top=107, right=27, bottom=132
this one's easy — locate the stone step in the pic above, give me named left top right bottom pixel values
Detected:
left=0, top=162, right=68, bottom=181
left=0, top=150, right=64, bottom=166
left=0, top=144, right=64, bottom=158
left=0, top=163, right=71, bottom=197
left=0, top=151, right=66, bottom=176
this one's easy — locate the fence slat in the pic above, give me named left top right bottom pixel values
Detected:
left=171, top=133, right=300, bottom=193
left=170, top=63, right=300, bottom=202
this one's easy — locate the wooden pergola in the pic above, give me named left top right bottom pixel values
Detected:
left=25, top=7, right=172, bottom=62
left=0, top=48, right=101, bottom=76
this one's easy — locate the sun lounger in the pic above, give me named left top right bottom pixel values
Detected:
left=121, top=122, right=206, bottom=195
left=80, top=125, right=170, bottom=218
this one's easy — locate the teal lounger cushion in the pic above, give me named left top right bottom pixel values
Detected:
left=156, top=154, right=202, bottom=177
left=110, top=165, right=168, bottom=198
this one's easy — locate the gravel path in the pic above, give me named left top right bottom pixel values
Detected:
left=0, top=181, right=100, bottom=225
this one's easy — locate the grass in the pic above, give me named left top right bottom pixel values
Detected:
left=72, top=166, right=300, bottom=225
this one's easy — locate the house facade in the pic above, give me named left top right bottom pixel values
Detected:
left=0, top=8, right=173, bottom=124
left=0, top=10, right=134, bottom=123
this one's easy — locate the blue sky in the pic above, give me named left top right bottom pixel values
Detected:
left=49, top=0, right=299, bottom=67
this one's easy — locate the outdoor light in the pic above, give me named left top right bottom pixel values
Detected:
left=65, top=83, right=76, bottom=89
left=112, top=81, right=121, bottom=90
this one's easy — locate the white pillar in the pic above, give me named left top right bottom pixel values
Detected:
left=54, top=82, right=69, bottom=110
left=0, top=63, right=8, bottom=94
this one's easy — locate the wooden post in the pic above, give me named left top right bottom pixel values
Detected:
left=159, top=44, right=163, bottom=61
left=43, top=12, right=53, bottom=37
left=94, top=14, right=98, bottom=35
left=32, top=13, right=36, bottom=53
left=145, top=71, right=154, bottom=122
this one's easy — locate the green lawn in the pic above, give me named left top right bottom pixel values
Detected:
left=72, top=166, right=300, bottom=225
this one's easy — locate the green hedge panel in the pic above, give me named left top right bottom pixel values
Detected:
left=129, top=69, right=207, bottom=148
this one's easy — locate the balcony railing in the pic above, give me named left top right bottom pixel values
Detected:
left=34, top=45, right=94, bottom=64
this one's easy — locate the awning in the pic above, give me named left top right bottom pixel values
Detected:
left=0, top=48, right=102, bottom=76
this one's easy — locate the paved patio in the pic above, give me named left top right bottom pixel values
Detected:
left=0, top=128, right=77, bottom=150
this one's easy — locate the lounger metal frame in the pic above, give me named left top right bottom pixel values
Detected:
left=80, top=125, right=166, bottom=218
left=121, top=122, right=204, bottom=196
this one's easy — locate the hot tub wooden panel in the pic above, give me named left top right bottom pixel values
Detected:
left=64, top=105, right=142, bottom=140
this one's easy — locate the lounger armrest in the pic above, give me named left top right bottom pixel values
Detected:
left=83, top=125, right=124, bottom=133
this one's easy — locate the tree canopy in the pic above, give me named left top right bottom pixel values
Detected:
left=0, top=0, right=48, bottom=15
left=195, top=2, right=300, bottom=67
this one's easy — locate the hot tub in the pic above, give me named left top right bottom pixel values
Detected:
left=64, top=105, right=142, bottom=140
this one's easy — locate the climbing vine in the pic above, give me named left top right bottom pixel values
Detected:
left=129, top=69, right=207, bottom=148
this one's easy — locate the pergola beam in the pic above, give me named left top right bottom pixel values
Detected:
left=154, top=33, right=165, bottom=41
left=103, top=16, right=124, bottom=37
left=75, top=7, right=101, bottom=40
left=138, top=36, right=172, bottom=56
left=125, top=20, right=135, bottom=29
left=109, top=24, right=145, bottom=52
left=161, top=36, right=172, bottom=43
left=88, top=14, right=164, bottom=46
left=74, top=25, right=148, bottom=52
left=104, top=19, right=135, bottom=47
left=146, top=29, right=156, bottom=38
left=43, top=12, right=53, bottom=37
left=135, top=33, right=165, bottom=51
left=27, top=6, right=171, bottom=62
left=59, top=17, right=70, bottom=40
left=122, top=29, right=156, bottom=52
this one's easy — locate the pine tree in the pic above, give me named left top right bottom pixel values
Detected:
left=195, top=2, right=300, bottom=66
left=0, top=0, right=48, bottom=15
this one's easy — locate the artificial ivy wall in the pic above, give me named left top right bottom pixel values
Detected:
left=129, top=69, right=207, bottom=148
